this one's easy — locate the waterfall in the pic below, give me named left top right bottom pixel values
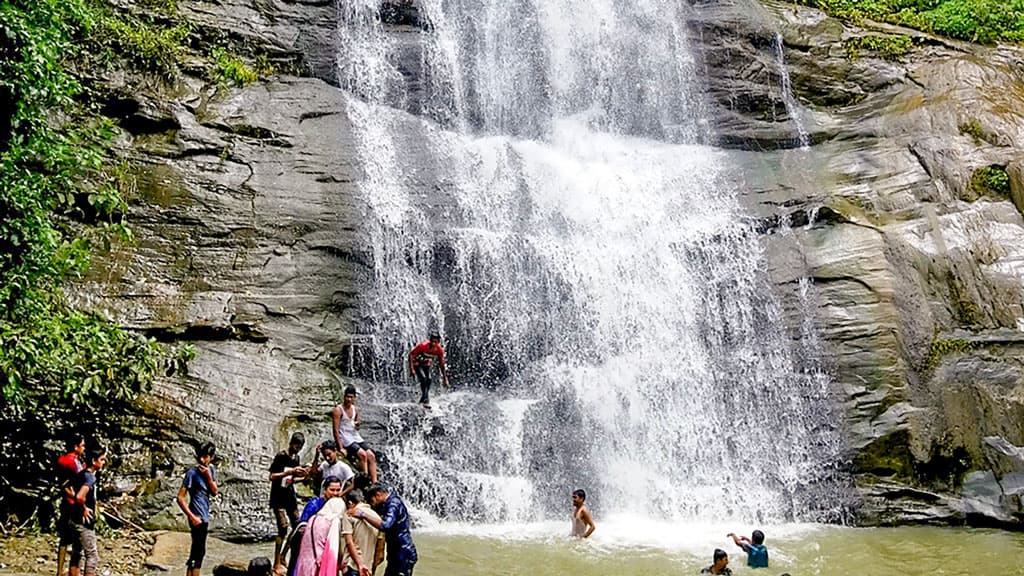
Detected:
left=771, top=32, right=811, bottom=149
left=336, top=0, right=847, bottom=525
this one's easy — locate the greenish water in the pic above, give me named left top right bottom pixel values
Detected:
left=409, top=521, right=1024, bottom=576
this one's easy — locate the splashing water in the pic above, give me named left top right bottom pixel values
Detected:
left=335, top=0, right=848, bottom=526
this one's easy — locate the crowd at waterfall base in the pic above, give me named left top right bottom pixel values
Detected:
left=49, top=331, right=815, bottom=576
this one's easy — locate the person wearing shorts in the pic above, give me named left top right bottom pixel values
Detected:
left=269, top=432, right=306, bottom=571
left=333, top=385, right=378, bottom=483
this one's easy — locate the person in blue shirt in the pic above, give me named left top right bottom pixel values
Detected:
left=728, top=529, right=769, bottom=568
left=177, top=442, right=219, bottom=576
left=357, top=485, right=417, bottom=576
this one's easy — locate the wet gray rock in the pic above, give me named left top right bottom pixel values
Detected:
left=70, top=74, right=395, bottom=540
left=715, top=0, right=1024, bottom=528
left=66, top=0, right=1024, bottom=535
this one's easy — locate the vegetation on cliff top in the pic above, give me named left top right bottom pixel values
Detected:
left=0, top=0, right=195, bottom=524
left=798, top=0, right=1024, bottom=44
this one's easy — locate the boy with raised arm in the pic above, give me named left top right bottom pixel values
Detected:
left=727, top=529, right=769, bottom=568
left=177, top=442, right=219, bottom=576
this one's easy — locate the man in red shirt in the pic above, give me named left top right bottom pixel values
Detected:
left=408, top=331, right=449, bottom=409
left=56, top=434, right=86, bottom=576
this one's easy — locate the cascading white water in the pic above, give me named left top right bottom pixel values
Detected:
left=336, top=0, right=847, bottom=526
left=771, top=32, right=811, bottom=149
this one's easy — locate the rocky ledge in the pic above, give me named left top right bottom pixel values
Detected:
left=696, top=0, right=1024, bottom=527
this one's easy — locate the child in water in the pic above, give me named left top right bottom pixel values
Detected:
left=728, top=529, right=769, bottom=568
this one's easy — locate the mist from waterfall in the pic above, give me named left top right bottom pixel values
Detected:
left=335, top=0, right=848, bottom=526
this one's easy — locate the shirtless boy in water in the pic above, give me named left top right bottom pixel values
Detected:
left=570, top=489, right=595, bottom=538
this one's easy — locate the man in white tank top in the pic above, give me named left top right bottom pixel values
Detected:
left=333, top=385, right=378, bottom=484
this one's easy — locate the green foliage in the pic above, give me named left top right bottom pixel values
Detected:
left=0, top=1, right=170, bottom=422
left=211, top=48, right=258, bottom=87
left=87, top=3, right=191, bottom=76
left=798, top=0, right=1024, bottom=44
left=970, top=165, right=1011, bottom=197
left=844, top=34, right=914, bottom=59
left=958, top=118, right=987, bottom=142
left=924, top=337, right=975, bottom=371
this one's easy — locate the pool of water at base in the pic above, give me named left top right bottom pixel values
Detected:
left=407, top=518, right=1024, bottom=576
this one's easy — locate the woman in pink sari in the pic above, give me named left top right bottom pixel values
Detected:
left=293, top=498, right=371, bottom=576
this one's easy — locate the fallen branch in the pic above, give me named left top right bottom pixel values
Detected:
left=101, top=508, right=146, bottom=533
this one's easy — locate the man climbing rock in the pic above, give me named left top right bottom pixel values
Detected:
left=408, top=330, right=449, bottom=409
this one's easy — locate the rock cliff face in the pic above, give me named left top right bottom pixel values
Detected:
left=74, top=0, right=1024, bottom=537
left=690, top=0, right=1024, bottom=526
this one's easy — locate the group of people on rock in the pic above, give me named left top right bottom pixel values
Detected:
left=162, top=382, right=416, bottom=576
left=260, top=383, right=415, bottom=576
left=52, top=329, right=442, bottom=576
left=51, top=331, right=790, bottom=576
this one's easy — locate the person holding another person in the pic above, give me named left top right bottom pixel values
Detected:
left=56, top=434, right=86, bottom=576
left=345, top=491, right=382, bottom=576
left=700, top=549, right=732, bottom=575
left=408, top=331, right=449, bottom=409
left=333, top=386, right=378, bottom=484
left=358, top=485, right=417, bottom=576
left=68, top=446, right=106, bottom=576
left=570, top=489, right=595, bottom=538
left=293, top=497, right=371, bottom=576
left=728, top=529, right=769, bottom=568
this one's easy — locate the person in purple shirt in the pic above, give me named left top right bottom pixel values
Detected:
left=356, top=485, right=417, bottom=576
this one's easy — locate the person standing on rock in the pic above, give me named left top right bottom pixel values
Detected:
left=68, top=446, right=106, bottom=576
left=56, top=434, right=86, bottom=576
left=270, top=432, right=308, bottom=573
left=408, top=330, right=449, bottom=409
left=360, top=485, right=417, bottom=576
left=177, top=442, right=219, bottom=576
left=333, top=385, right=378, bottom=484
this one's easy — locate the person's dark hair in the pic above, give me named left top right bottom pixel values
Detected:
left=428, top=330, right=441, bottom=340
left=196, top=442, right=216, bottom=459
left=321, top=440, right=338, bottom=452
left=345, top=490, right=364, bottom=505
left=572, top=489, right=586, bottom=500
left=85, top=446, right=106, bottom=466
left=713, top=548, right=728, bottom=563
left=65, top=434, right=85, bottom=451
left=363, top=484, right=386, bottom=501
left=752, top=529, right=765, bottom=545
left=323, top=475, right=343, bottom=490
left=344, top=385, right=357, bottom=396
left=247, top=556, right=272, bottom=576
left=289, top=432, right=305, bottom=446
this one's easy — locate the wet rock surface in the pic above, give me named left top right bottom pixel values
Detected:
left=705, top=0, right=1024, bottom=527
left=66, top=0, right=1024, bottom=534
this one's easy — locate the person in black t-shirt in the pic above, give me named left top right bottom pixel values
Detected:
left=268, top=432, right=306, bottom=572
left=69, top=446, right=106, bottom=576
